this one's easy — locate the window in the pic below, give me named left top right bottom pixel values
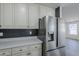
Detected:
left=69, top=24, right=77, bottom=35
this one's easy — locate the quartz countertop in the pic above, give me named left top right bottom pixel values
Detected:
left=0, top=36, right=42, bottom=49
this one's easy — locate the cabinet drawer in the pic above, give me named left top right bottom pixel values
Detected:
left=0, top=49, right=11, bottom=56
left=12, top=46, right=29, bottom=54
left=30, top=50, right=42, bottom=56
left=12, top=52, right=27, bottom=56
left=13, top=51, right=32, bottom=56
left=30, top=44, right=41, bottom=50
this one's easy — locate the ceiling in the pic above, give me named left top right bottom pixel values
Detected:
left=38, top=3, right=73, bottom=9
left=39, top=3, right=60, bottom=8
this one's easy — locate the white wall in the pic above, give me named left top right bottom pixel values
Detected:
left=62, top=4, right=79, bottom=40
left=62, top=4, right=79, bottom=22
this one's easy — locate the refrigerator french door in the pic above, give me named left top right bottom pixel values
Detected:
left=38, top=16, right=66, bottom=56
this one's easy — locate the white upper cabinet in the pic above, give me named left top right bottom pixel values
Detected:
left=46, top=7, right=54, bottom=16
left=40, top=6, right=47, bottom=17
left=0, top=3, right=13, bottom=28
left=0, top=3, right=55, bottom=29
left=40, top=5, right=54, bottom=17
left=14, top=4, right=29, bottom=28
left=0, top=4, right=1, bottom=27
left=49, top=8, right=55, bottom=16
left=28, top=4, right=39, bottom=29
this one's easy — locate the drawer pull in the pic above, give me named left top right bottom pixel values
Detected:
left=27, top=53, right=31, bottom=55
left=35, top=47, right=37, bottom=48
left=0, top=25, right=1, bottom=27
left=19, top=50, right=22, bottom=51
left=2, top=53, right=6, bottom=55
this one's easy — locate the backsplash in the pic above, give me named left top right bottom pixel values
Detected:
left=0, top=29, right=38, bottom=38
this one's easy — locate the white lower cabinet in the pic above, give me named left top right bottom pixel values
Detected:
left=29, top=44, right=42, bottom=56
left=0, top=48, right=11, bottom=56
left=12, top=46, right=29, bottom=55
left=12, top=44, right=42, bottom=56
left=0, top=44, right=42, bottom=56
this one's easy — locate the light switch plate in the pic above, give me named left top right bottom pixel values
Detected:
left=0, top=32, right=3, bottom=36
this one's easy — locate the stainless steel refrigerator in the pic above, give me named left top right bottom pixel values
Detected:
left=38, top=16, right=66, bottom=56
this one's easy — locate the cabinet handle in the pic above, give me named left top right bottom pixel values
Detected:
left=27, top=26, right=29, bottom=27
left=2, top=53, right=6, bottom=55
left=35, top=47, right=37, bottom=48
left=27, top=53, right=31, bottom=55
left=0, top=25, right=1, bottom=27
left=19, top=49, right=22, bottom=51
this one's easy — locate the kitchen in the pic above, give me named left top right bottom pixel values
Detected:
left=0, top=3, right=65, bottom=56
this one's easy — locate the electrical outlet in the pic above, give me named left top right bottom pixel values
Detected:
left=30, top=31, right=32, bottom=35
left=0, top=32, right=3, bottom=36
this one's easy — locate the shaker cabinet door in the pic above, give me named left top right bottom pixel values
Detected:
left=29, top=4, right=39, bottom=29
left=40, top=6, right=48, bottom=17
left=29, top=44, right=42, bottom=56
left=14, top=4, right=29, bottom=28
left=0, top=3, right=13, bottom=28
left=40, top=5, right=54, bottom=17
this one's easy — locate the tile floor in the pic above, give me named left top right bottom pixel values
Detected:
left=65, top=39, right=79, bottom=56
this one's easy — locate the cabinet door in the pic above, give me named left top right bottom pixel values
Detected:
left=14, top=3, right=29, bottom=28
left=12, top=52, right=27, bottom=56
left=30, top=49, right=42, bottom=56
left=0, top=48, right=11, bottom=56
left=29, top=4, right=39, bottom=29
left=46, top=7, right=50, bottom=16
left=40, top=5, right=48, bottom=17
left=46, top=7, right=52, bottom=16
left=48, top=8, right=55, bottom=16
left=0, top=4, right=1, bottom=27
left=29, top=44, right=42, bottom=56
left=12, top=45, right=29, bottom=55
left=40, top=6, right=55, bottom=17
left=1, top=3, right=13, bottom=28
